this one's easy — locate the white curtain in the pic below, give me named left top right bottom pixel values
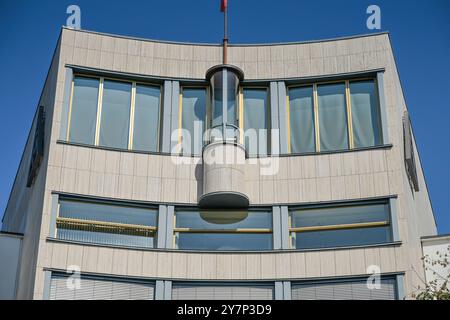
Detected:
left=289, top=86, right=315, bottom=153
left=182, top=88, right=206, bottom=155
left=350, top=81, right=382, bottom=148
left=99, top=80, right=131, bottom=149
left=133, top=84, right=160, bottom=152
left=244, top=89, right=268, bottom=156
left=69, top=77, right=99, bottom=145
left=318, top=83, right=349, bottom=151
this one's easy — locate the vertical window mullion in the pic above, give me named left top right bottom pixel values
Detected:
left=178, top=89, right=183, bottom=151
left=94, top=77, right=104, bottom=146
left=239, top=86, right=244, bottom=144
left=128, top=82, right=136, bottom=150
left=286, top=92, right=292, bottom=153
left=345, top=80, right=354, bottom=149
left=266, top=89, right=271, bottom=155
left=173, top=213, right=177, bottom=249
left=313, top=83, right=320, bottom=152
left=66, top=79, right=75, bottom=141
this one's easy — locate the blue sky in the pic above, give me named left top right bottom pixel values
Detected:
left=0, top=0, right=449, bottom=233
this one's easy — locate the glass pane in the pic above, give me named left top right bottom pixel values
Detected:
left=58, top=200, right=157, bottom=248
left=211, top=71, right=223, bottom=128
left=289, top=86, right=315, bottom=153
left=291, top=203, right=390, bottom=228
left=57, top=228, right=154, bottom=248
left=317, top=83, right=349, bottom=151
left=99, top=80, right=131, bottom=149
left=175, top=210, right=272, bottom=250
left=244, top=89, right=269, bottom=156
left=176, top=211, right=272, bottom=229
left=182, top=88, right=206, bottom=155
left=294, top=226, right=392, bottom=250
left=350, top=80, right=382, bottom=148
left=227, top=71, right=238, bottom=127
left=133, top=84, right=160, bottom=152
left=59, top=200, right=157, bottom=226
left=177, top=233, right=272, bottom=250
left=69, top=77, right=99, bottom=144
left=292, top=277, right=396, bottom=300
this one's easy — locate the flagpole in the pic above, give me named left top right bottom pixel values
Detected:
left=223, top=2, right=228, bottom=64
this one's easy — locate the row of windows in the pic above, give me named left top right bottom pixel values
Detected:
left=49, top=273, right=398, bottom=300
left=54, top=198, right=394, bottom=251
left=66, top=75, right=383, bottom=156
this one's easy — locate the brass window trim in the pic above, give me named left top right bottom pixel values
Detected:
left=56, top=217, right=157, bottom=237
left=345, top=80, right=355, bottom=149
left=66, top=80, right=76, bottom=141
left=289, top=220, right=389, bottom=233
left=128, top=82, right=137, bottom=149
left=313, top=83, right=320, bottom=152
left=94, top=77, right=104, bottom=146
left=173, top=228, right=273, bottom=234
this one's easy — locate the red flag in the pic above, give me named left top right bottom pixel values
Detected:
left=220, top=0, right=227, bottom=12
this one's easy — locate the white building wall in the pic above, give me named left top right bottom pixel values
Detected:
left=0, top=233, right=22, bottom=299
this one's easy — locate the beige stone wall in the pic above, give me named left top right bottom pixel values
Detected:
left=4, top=27, right=434, bottom=299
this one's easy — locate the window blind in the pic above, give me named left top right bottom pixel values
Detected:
left=49, top=273, right=154, bottom=300
left=172, top=283, right=274, bottom=300
left=291, top=277, right=396, bottom=300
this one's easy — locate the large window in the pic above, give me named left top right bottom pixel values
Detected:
left=288, top=86, right=315, bottom=153
left=291, top=276, right=397, bottom=300
left=55, top=198, right=158, bottom=248
left=68, top=77, right=99, bottom=145
left=289, top=201, right=392, bottom=250
left=132, top=84, right=161, bottom=152
left=287, top=79, right=383, bottom=154
left=317, top=83, right=349, bottom=151
left=350, top=80, right=382, bottom=148
left=67, top=75, right=161, bottom=152
left=174, top=210, right=273, bottom=250
left=99, top=80, right=132, bottom=149
left=243, top=88, right=270, bottom=156
left=180, top=87, right=207, bottom=155
left=49, top=273, right=155, bottom=300
left=172, top=282, right=274, bottom=300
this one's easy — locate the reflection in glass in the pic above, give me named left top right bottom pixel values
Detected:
left=289, top=86, right=315, bottom=153
left=182, top=88, right=206, bottom=155
left=57, top=200, right=157, bottom=248
left=175, top=210, right=272, bottom=250
left=133, top=85, right=160, bottom=152
left=317, top=83, right=349, bottom=151
left=99, top=80, right=131, bottom=149
left=69, top=77, right=99, bottom=144
left=244, top=89, right=269, bottom=156
left=350, top=80, right=382, bottom=148
left=291, top=202, right=392, bottom=250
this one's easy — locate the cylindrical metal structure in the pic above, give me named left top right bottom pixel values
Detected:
left=200, top=64, right=249, bottom=208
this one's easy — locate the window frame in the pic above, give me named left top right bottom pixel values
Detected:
left=239, top=86, right=271, bottom=156
left=288, top=200, right=393, bottom=250
left=66, top=74, right=162, bottom=152
left=54, top=197, right=159, bottom=248
left=286, top=77, right=381, bottom=154
left=178, top=85, right=210, bottom=156
left=291, top=274, right=399, bottom=300
left=173, top=208, right=273, bottom=250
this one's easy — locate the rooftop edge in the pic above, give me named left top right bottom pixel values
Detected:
left=61, top=26, right=389, bottom=47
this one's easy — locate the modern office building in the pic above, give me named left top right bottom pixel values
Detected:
left=0, top=26, right=439, bottom=300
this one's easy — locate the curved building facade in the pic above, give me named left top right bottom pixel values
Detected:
left=1, top=27, right=437, bottom=300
